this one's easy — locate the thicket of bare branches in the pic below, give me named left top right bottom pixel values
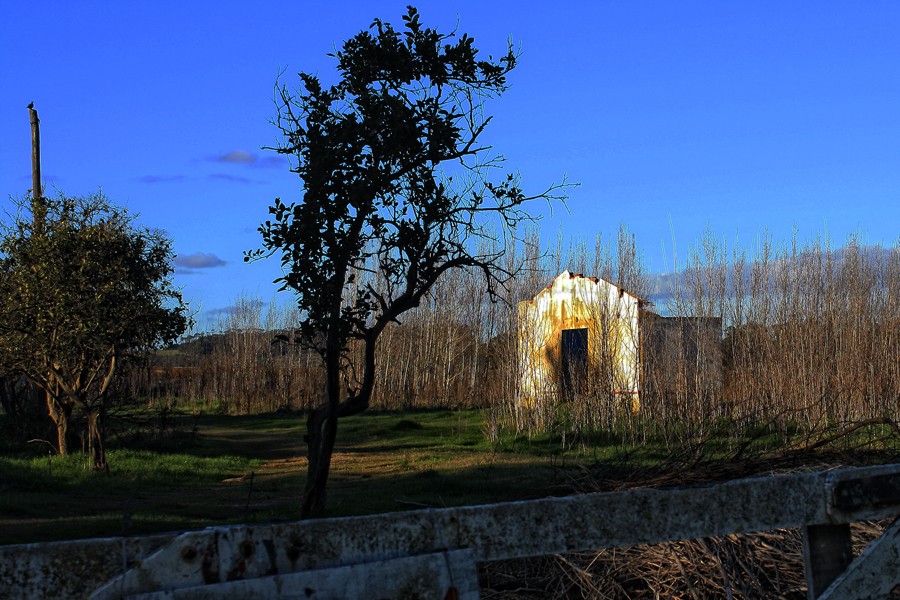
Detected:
left=504, top=228, right=898, bottom=454
left=140, top=227, right=898, bottom=455
left=138, top=297, right=323, bottom=414
left=636, top=232, right=900, bottom=452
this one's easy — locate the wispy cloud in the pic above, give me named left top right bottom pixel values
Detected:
left=138, top=175, right=187, bottom=184
left=205, top=298, right=265, bottom=317
left=19, top=174, right=64, bottom=185
left=175, top=252, right=227, bottom=270
left=210, top=150, right=288, bottom=169
left=255, top=155, right=289, bottom=169
left=214, top=150, right=256, bottom=164
left=209, top=173, right=259, bottom=184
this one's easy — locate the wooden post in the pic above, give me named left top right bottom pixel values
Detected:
left=802, top=523, right=854, bottom=599
left=28, top=102, right=45, bottom=233
left=816, top=518, right=900, bottom=600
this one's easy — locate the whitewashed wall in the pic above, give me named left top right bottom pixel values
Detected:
left=517, top=271, right=642, bottom=417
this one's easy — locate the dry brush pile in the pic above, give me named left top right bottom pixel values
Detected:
left=480, top=522, right=893, bottom=600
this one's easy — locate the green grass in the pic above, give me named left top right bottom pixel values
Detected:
left=1, top=407, right=896, bottom=546
left=0, top=409, right=558, bottom=545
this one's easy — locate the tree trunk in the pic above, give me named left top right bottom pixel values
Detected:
left=45, top=391, right=72, bottom=456
left=301, top=333, right=342, bottom=518
left=85, top=407, right=108, bottom=472
left=301, top=402, right=339, bottom=518
left=300, top=280, right=390, bottom=517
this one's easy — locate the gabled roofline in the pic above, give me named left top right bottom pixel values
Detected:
left=555, top=270, right=652, bottom=305
left=519, top=270, right=654, bottom=307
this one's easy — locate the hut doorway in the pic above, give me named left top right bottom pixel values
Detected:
left=561, top=328, right=588, bottom=396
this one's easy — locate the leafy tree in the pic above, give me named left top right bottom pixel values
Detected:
left=249, top=7, right=565, bottom=516
left=0, top=193, right=189, bottom=470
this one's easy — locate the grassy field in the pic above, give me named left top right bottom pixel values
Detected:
left=2, top=407, right=897, bottom=547
left=0, top=409, right=574, bottom=545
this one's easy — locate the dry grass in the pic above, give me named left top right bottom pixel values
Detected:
left=480, top=521, right=894, bottom=600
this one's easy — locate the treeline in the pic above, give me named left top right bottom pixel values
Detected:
left=140, top=227, right=899, bottom=449
left=142, top=296, right=317, bottom=414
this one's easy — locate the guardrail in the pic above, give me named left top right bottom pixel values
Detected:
left=1, top=463, right=898, bottom=599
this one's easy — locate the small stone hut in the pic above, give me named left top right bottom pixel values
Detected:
left=517, top=271, right=646, bottom=413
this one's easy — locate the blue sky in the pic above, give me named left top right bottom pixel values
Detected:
left=3, top=2, right=899, bottom=326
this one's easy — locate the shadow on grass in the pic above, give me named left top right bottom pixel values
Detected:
left=324, top=460, right=560, bottom=517
left=153, top=410, right=487, bottom=461
left=0, top=451, right=561, bottom=546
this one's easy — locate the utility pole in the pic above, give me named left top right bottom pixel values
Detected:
left=28, top=102, right=45, bottom=233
